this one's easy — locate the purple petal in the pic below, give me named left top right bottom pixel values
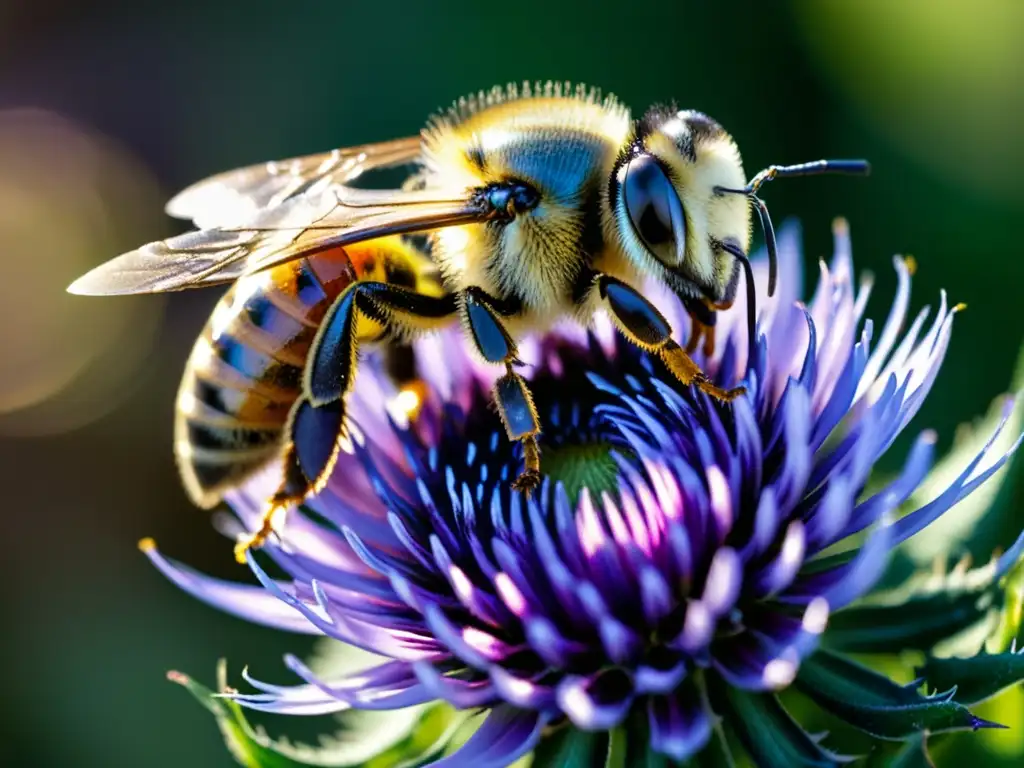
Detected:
left=665, top=519, right=694, bottom=588
left=891, top=401, right=1018, bottom=546
left=745, top=599, right=830, bottom=659
left=247, top=554, right=441, bottom=661
left=557, top=668, right=635, bottom=730
left=226, top=485, right=371, bottom=573
left=648, top=680, right=713, bottom=761
left=802, top=475, right=854, bottom=553
left=141, top=543, right=321, bottom=635
left=283, top=654, right=432, bottom=710
left=732, top=395, right=764, bottom=494
left=229, top=658, right=428, bottom=715
left=772, top=384, right=813, bottom=515
left=226, top=684, right=349, bottom=716
left=491, top=539, right=552, bottom=620
left=702, top=547, right=742, bottom=617
left=705, top=464, right=734, bottom=543
left=423, top=603, right=518, bottom=670
left=488, top=666, right=557, bottom=709
left=750, top=521, right=807, bottom=598
left=996, top=524, right=1024, bottom=579
left=635, top=651, right=689, bottom=695
left=743, top=487, right=781, bottom=560
left=412, top=663, right=496, bottom=708
left=312, top=478, right=400, bottom=549
left=525, top=616, right=590, bottom=667
left=387, top=511, right=438, bottom=574
left=599, top=616, right=643, bottom=665
left=712, top=632, right=802, bottom=691
left=639, top=565, right=675, bottom=624
left=341, top=526, right=415, bottom=579
left=808, top=372, right=896, bottom=491
left=669, top=600, right=715, bottom=654
left=795, top=306, right=818, bottom=394
left=785, top=516, right=893, bottom=610
left=837, top=430, right=937, bottom=543
left=856, top=256, right=913, bottom=398
left=429, top=705, right=549, bottom=768
left=525, top=496, right=593, bottom=627
left=810, top=328, right=869, bottom=450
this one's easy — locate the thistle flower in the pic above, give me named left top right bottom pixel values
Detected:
left=147, top=221, right=1024, bottom=766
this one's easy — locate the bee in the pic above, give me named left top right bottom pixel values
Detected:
left=68, top=81, right=868, bottom=561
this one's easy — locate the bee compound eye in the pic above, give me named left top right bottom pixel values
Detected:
left=622, top=153, right=686, bottom=266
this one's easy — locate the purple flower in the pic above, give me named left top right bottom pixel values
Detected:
left=147, top=221, right=1023, bottom=766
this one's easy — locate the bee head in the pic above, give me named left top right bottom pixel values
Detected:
left=611, top=107, right=751, bottom=307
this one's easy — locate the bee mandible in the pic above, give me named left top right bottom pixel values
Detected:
left=68, top=81, right=869, bottom=561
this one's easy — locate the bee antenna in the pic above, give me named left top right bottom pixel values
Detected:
left=716, top=158, right=870, bottom=299
left=718, top=239, right=759, bottom=358
left=751, top=195, right=778, bottom=297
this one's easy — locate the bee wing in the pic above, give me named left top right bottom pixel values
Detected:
left=165, top=136, right=423, bottom=229
left=67, top=186, right=488, bottom=296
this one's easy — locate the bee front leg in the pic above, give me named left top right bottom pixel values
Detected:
left=233, top=283, right=457, bottom=563
left=594, top=274, right=745, bottom=402
left=681, top=296, right=721, bottom=358
left=462, top=287, right=542, bottom=494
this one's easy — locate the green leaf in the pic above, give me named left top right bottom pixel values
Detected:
left=171, top=668, right=311, bottom=768
left=530, top=725, right=605, bottom=768
left=690, top=725, right=738, bottom=768
left=605, top=726, right=628, bottom=768
left=822, top=573, right=1000, bottom=654
left=795, top=649, right=991, bottom=740
left=707, top=678, right=850, bottom=767
left=885, top=735, right=934, bottom=768
left=988, top=556, right=1024, bottom=652
left=918, top=648, right=1024, bottom=705
left=862, top=734, right=935, bottom=768
left=170, top=663, right=466, bottom=768
left=362, top=705, right=467, bottom=768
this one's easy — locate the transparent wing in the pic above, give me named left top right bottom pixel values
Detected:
left=67, top=186, right=487, bottom=296
left=165, top=136, right=422, bottom=229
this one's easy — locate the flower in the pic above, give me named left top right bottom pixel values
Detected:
left=146, top=221, right=1023, bottom=767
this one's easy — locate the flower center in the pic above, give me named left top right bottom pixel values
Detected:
left=540, top=439, right=620, bottom=501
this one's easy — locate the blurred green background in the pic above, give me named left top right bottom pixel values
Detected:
left=1, top=0, right=1022, bottom=765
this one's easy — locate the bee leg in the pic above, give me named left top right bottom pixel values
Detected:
left=305, top=282, right=458, bottom=406
left=232, top=401, right=339, bottom=563
left=304, top=280, right=458, bottom=455
left=595, top=274, right=745, bottom=402
left=232, top=499, right=291, bottom=564
left=461, top=287, right=542, bottom=494
left=496, top=366, right=542, bottom=494
left=682, top=296, right=719, bottom=358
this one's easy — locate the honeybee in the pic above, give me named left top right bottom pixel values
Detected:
left=69, top=81, right=868, bottom=561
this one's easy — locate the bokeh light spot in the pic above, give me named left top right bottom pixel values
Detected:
left=0, top=109, right=166, bottom=435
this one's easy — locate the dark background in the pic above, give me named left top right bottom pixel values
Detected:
left=1, top=1, right=1022, bottom=765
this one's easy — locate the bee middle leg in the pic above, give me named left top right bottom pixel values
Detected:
left=593, top=274, right=745, bottom=402
left=461, top=287, right=542, bottom=494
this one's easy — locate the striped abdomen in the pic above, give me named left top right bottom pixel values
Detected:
left=174, top=241, right=396, bottom=508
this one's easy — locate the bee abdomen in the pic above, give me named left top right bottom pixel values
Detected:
left=175, top=365, right=292, bottom=508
